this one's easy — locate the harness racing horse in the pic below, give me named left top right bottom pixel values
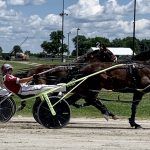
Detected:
left=75, top=62, right=150, bottom=128
left=30, top=61, right=150, bottom=128
left=15, top=46, right=118, bottom=120
left=132, top=50, right=150, bottom=61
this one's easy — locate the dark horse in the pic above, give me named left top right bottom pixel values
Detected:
left=27, top=62, right=150, bottom=128
left=35, top=62, right=150, bottom=128
left=15, top=45, right=118, bottom=120
left=29, top=61, right=150, bottom=128
left=74, top=62, right=150, bottom=128
left=132, top=50, right=150, bottom=61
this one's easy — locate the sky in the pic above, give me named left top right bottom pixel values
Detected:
left=0, top=0, right=150, bottom=53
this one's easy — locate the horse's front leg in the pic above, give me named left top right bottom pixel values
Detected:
left=129, top=92, right=143, bottom=129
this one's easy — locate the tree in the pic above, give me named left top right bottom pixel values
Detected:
left=24, top=50, right=30, bottom=55
left=41, top=41, right=51, bottom=53
left=91, top=37, right=110, bottom=46
left=72, top=35, right=110, bottom=56
left=122, top=37, right=140, bottom=53
left=41, top=30, right=68, bottom=56
left=11, top=45, right=23, bottom=56
left=72, top=35, right=87, bottom=56
left=139, top=39, right=150, bottom=52
left=111, top=38, right=123, bottom=47
left=50, top=31, right=63, bottom=42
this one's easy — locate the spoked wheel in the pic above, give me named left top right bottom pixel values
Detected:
left=32, top=97, right=41, bottom=123
left=37, top=97, right=71, bottom=129
left=0, top=97, right=16, bottom=123
left=9, top=97, right=16, bottom=116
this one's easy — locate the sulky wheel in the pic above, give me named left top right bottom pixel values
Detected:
left=32, top=97, right=42, bottom=124
left=37, top=97, right=71, bottom=129
left=0, top=97, right=16, bottom=123
left=9, top=97, right=16, bottom=116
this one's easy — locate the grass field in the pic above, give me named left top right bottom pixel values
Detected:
left=0, top=59, right=150, bottom=119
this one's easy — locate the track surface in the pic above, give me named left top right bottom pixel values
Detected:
left=0, top=117, right=150, bottom=150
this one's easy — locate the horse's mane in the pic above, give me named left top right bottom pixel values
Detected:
left=73, top=50, right=95, bottom=63
left=79, top=62, right=114, bottom=74
left=74, top=47, right=115, bottom=63
left=132, top=50, right=150, bottom=61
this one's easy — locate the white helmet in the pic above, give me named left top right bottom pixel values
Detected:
left=1, top=64, right=13, bottom=74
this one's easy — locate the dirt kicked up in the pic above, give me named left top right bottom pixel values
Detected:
left=0, top=117, right=150, bottom=150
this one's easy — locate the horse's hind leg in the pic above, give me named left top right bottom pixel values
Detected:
left=129, top=92, right=144, bottom=129
left=85, top=98, right=118, bottom=120
left=65, top=93, right=81, bottom=106
left=66, top=92, right=117, bottom=120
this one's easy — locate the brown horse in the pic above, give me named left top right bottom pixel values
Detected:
left=31, top=61, right=150, bottom=128
left=73, top=62, right=150, bottom=128
left=15, top=46, right=118, bottom=120
left=28, top=63, right=118, bottom=120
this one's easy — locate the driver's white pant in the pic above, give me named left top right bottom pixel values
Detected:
left=18, top=84, right=65, bottom=96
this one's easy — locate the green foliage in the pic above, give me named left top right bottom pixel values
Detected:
left=122, top=37, right=140, bottom=53
left=41, top=30, right=69, bottom=56
left=111, top=38, right=123, bottom=47
left=139, top=39, right=150, bottom=53
left=12, top=45, right=23, bottom=56
left=50, top=30, right=63, bottom=42
left=72, top=35, right=111, bottom=56
left=39, top=30, right=150, bottom=57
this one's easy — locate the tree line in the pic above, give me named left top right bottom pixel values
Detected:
left=0, top=30, right=150, bottom=57
left=40, top=30, right=150, bottom=57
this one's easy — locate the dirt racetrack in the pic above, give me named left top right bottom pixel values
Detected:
left=0, top=117, right=150, bottom=150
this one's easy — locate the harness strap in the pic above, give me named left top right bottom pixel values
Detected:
left=128, top=64, right=139, bottom=88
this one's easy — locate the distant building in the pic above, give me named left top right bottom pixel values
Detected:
left=90, top=47, right=135, bottom=60
left=108, top=47, right=134, bottom=56
left=90, top=47, right=134, bottom=55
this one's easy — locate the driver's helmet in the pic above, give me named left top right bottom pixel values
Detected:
left=1, top=64, right=13, bottom=74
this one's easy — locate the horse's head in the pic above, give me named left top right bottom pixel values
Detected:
left=75, top=45, right=117, bottom=63
left=99, top=44, right=117, bottom=62
left=85, top=48, right=117, bottom=63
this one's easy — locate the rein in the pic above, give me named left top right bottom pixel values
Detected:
left=37, top=65, right=75, bottom=76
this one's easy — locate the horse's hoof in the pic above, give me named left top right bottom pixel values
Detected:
left=112, top=115, right=119, bottom=120
left=103, top=114, right=109, bottom=121
left=135, top=124, right=142, bottom=129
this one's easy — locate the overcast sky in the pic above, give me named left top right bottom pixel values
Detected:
left=0, top=0, right=149, bottom=53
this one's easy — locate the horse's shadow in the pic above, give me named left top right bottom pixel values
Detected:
left=67, top=121, right=150, bottom=130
